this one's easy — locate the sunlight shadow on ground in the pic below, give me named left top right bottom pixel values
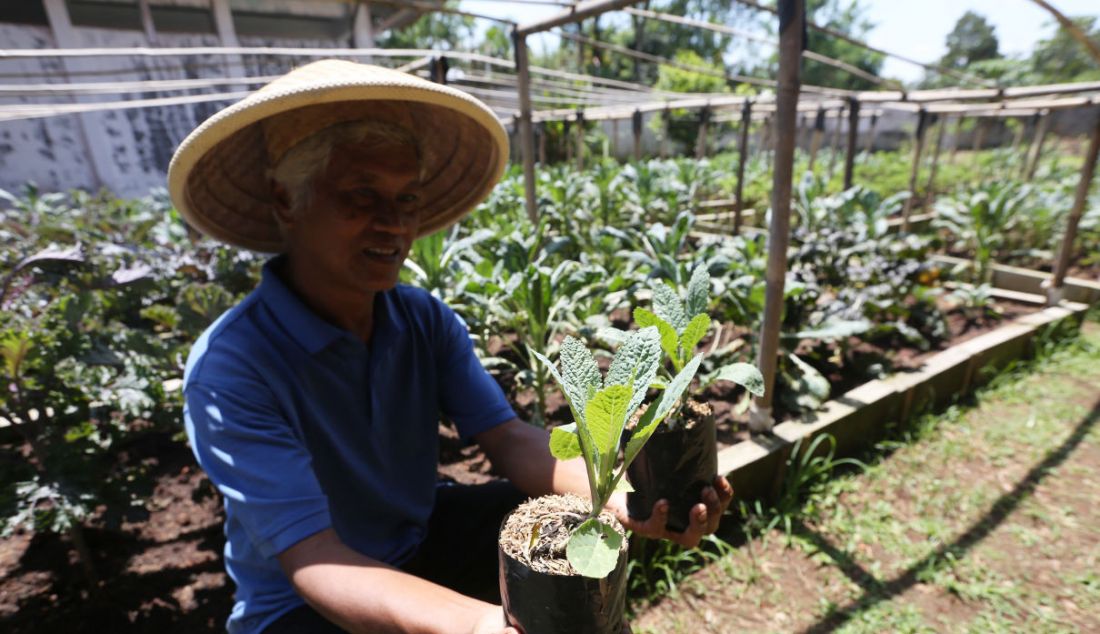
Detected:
left=795, top=397, right=1100, bottom=634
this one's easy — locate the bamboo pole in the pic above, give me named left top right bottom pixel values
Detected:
left=564, top=118, right=573, bottom=163
left=661, top=107, right=670, bottom=158
left=512, top=30, right=538, bottom=223
left=762, top=114, right=773, bottom=156
left=538, top=121, right=547, bottom=165
left=827, top=105, right=844, bottom=181
left=926, top=113, right=947, bottom=201
left=844, top=97, right=860, bottom=189
left=808, top=106, right=825, bottom=172
left=632, top=108, right=643, bottom=161
left=751, top=0, right=803, bottom=432
left=971, top=118, right=988, bottom=184
left=1049, top=114, right=1100, bottom=304
left=515, top=0, right=644, bottom=35
left=1016, top=114, right=1037, bottom=177
left=734, top=100, right=752, bottom=234
left=1011, top=116, right=1027, bottom=155
left=950, top=115, right=965, bottom=163
left=695, top=106, right=710, bottom=158
left=863, top=111, right=878, bottom=154
left=611, top=117, right=619, bottom=159
left=902, top=108, right=929, bottom=231
left=575, top=109, right=585, bottom=170
left=1025, top=109, right=1053, bottom=181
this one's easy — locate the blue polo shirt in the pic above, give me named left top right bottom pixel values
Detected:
left=182, top=258, right=516, bottom=634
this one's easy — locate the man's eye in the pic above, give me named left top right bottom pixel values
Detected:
left=397, top=193, right=418, bottom=204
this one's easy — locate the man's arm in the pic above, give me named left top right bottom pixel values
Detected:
left=277, top=528, right=515, bottom=634
left=474, top=419, right=733, bottom=548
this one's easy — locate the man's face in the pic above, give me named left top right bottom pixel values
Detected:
left=282, top=139, right=421, bottom=297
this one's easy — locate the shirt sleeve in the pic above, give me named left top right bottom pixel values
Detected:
left=184, top=377, right=332, bottom=559
left=433, top=300, right=517, bottom=439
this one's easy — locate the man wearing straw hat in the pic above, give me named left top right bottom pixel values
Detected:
left=170, top=60, right=732, bottom=634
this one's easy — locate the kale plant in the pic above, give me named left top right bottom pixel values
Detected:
left=534, top=329, right=701, bottom=578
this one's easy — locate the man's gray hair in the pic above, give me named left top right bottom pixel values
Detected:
left=268, top=119, right=421, bottom=214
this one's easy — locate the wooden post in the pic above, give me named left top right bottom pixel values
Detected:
left=1025, top=109, right=1053, bottom=182
left=827, top=106, right=844, bottom=181
left=1011, top=116, right=1027, bottom=155
left=429, top=56, right=449, bottom=84
left=632, top=108, right=643, bottom=162
left=751, top=0, right=803, bottom=432
left=808, top=106, right=825, bottom=172
left=510, top=115, right=520, bottom=165
left=863, top=111, right=878, bottom=154
left=1016, top=114, right=1037, bottom=178
left=762, top=115, right=773, bottom=157
left=926, top=113, right=947, bottom=202
left=661, top=107, right=671, bottom=158
left=538, top=121, right=547, bottom=166
left=611, top=118, right=619, bottom=160
left=512, top=30, right=538, bottom=224
left=901, top=108, right=929, bottom=232
left=695, top=106, right=710, bottom=159
left=1049, top=114, right=1100, bottom=304
left=950, top=115, right=965, bottom=163
left=972, top=117, right=987, bottom=183
left=564, top=118, right=573, bottom=164
left=844, top=98, right=860, bottom=189
left=575, top=110, right=585, bottom=171
left=734, top=100, right=752, bottom=235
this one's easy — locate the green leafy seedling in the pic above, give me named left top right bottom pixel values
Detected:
left=534, top=327, right=702, bottom=578
left=635, top=265, right=765, bottom=401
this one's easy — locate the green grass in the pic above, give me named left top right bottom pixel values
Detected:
left=634, top=321, right=1100, bottom=633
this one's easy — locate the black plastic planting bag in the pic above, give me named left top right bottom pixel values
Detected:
left=626, top=411, right=717, bottom=533
left=499, top=544, right=628, bottom=634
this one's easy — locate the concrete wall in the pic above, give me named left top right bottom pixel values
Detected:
left=0, top=19, right=347, bottom=198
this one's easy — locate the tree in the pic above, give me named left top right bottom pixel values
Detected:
left=380, top=4, right=475, bottom=51
left=745, top=0, right=885, bottom=91
left=801, top=0, right=886, bottom=91
left=940, top=11, right=1001, bottom=70
left=1029, top=16, right=1100, bottom=83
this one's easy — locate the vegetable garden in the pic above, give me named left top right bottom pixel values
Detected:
left=2, top=0, right=1100, bottom=631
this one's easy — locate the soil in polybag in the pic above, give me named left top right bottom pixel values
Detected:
left=498, top=494, right=628, bottom=634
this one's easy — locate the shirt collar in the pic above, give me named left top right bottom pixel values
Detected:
left=258, top=257, right=406, bottom=356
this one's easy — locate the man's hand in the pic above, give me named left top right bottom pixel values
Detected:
left=472, top=606, right=518, bottom=634
left=607, top=476, right=734, bottom=548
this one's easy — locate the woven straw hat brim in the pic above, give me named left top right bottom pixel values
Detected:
left=167, top=61, right=509, bottom=253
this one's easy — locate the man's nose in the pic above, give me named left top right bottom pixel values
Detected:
left=367, top=200, right=415, bottom=234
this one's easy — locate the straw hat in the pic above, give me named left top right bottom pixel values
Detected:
left=168, top=59, right=509, bottom=252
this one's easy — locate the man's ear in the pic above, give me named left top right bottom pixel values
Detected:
left=270, top=180, right=294, bottom=227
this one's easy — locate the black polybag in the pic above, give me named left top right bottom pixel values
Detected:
left=499, top=543, right=628, bottom=634
left=626, top=411, right=717, bottom=533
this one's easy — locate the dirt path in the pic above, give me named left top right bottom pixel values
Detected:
left=635, top=322, right=1100, bottom=634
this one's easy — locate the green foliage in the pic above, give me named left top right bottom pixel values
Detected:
left=801, top=0, right=886, bottom=90
left=535, top=330, right=701, bottom=577
left=379, top=2, right=475, bottom=50
left=933, top=182, right=1030, bottom=284
left=741, top=434, right=866, bottom=541
left=653, top=51, right=731, bottom=150
left=940, top=11, right=1001, bottom=71
left=0, top=186, right=259, bottom=569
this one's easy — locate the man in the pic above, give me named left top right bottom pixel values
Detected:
left=170, top=60, right=732, bottom=634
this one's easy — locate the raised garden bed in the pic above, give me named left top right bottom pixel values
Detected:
left=719, top=288, right=1090, bottom=502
